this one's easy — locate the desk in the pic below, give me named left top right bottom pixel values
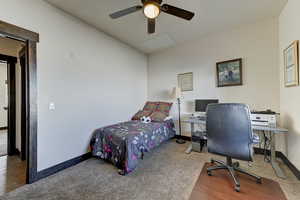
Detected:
left=182, top=118, right=288, bottom=179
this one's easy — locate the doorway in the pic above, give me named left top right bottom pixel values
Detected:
left=0, top=50, right=26, bottom=194
left=0, top=19, right=39, bottom=185
left=0, top=53, right=17, bottom=157
left=0, top=44, right=28, bottom=160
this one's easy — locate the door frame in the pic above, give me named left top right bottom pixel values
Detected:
left=0, top=20, right=39, bottom=184
left=19, top=47, right=27, bottom=161
left=0, top=54, right=17, bottom=156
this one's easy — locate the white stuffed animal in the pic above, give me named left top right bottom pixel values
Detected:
left=140, top=116, right=151, bottom=123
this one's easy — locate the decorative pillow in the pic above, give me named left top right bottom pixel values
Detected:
left=150, top=111, right=168, bottom=122
left=156, top=102, right=173, bottom=115
left=143, top=101, right=158, bottom=111
left=132, top=110, right=152, bottom=120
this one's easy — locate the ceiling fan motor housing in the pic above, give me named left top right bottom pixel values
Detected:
left=142, top=0, right=163, bottom=5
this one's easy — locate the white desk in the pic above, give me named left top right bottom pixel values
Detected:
left=182, top=118, right=288, bottom=179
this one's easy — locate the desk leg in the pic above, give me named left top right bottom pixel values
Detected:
left=191, top=122, right=194, bottom=136
left=185, top=122, right=194, bottom=154
left=270, top=133, right=286, bottom=179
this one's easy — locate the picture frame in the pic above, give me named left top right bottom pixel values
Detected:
left=284, top=40, right=299, bottom=87
left=216, top=58, right=243, bottom=87
left=178, top=72, right=193, bottom=91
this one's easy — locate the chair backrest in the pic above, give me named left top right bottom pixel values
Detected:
left=206, top=103, right=254, bottom=161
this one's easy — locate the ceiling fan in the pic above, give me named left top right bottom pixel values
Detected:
left=109, top=0, right=195, bottom=34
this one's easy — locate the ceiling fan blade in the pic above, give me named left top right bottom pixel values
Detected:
left=148, top=18, right=155, bottom=34
left=161, top=4, right=195, bottom=20
left=110, top=6, right=142, bottom=19
left=153, top=0, right=163, bottom=4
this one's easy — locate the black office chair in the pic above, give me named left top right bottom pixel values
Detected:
left=206, top=103, right=261, bottom=192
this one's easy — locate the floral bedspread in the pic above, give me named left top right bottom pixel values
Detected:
left=90, top=120, right=175, bottom=174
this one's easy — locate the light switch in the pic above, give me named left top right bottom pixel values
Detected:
left=49, top=102, right=55, bottom=110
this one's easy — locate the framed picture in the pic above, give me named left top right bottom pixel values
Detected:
left=216, top=58, right=243, bottom=87
left=284, top=40, right=299, bottom=87
left=178, top=72, right=193, bottom=91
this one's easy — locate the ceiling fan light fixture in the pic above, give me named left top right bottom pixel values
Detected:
left=143, top=2, right=160, bottom=19
left=109, top=0, right=195, bottom=34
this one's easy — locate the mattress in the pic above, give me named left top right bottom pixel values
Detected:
left=90, top=120, right=176, bottom=174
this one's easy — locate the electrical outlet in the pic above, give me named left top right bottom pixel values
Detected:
left=49, top=102, right=55, bottom=110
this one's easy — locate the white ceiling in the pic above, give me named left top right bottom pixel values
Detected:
left=46, top=0, right=287, bottom=54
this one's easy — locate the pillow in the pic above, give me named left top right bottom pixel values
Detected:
left=143, top=101, right=158, bottom=111
left=132, top=110, right=152, bottom=120
left=150, top=111, right=168, bottom=122
left=156, top=102, right=173, bottom=115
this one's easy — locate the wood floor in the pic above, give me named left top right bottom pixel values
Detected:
left=0, top=131, right=7, bottom=156
left=189, top=163, right=287, bottom=200
left=0, top=155, right=26, bottom=195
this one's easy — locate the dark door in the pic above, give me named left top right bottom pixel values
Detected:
left=7, top=60, right=16, bottom=155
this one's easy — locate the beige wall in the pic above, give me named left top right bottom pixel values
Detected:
left=0, top=0, right=148, bottom=171
left=148, top=18, right=282, bottom=149
left=279, top=0, right=300, bottom=169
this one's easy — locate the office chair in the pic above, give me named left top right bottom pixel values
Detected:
left=206, top=103, right=261, bottom=192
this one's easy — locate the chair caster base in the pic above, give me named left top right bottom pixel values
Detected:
left=257, top=178, right=262, bottom=184
left=207, top=158, right=261, bottom=192
left=207, top=170, right=212, bottom=176
left=233, top=162, right=240, bottom=168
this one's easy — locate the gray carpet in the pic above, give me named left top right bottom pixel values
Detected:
left=0, top=141, right=204, bottom=200
left=1, top=140, right=299, bottom=200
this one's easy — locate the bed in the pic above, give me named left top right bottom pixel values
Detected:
left=90, top=119, right=175, bottom=175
